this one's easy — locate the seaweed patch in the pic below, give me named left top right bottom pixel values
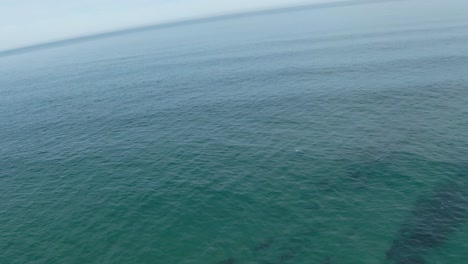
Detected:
left=253, top=238, right=274, bottom=252
left=386, top=181, right=468, bottom=263
left=320, top=256, right=333, bottom=264
left=253, top=228, right=315, bottom=264
left=217, top=257, right=235, bottom=264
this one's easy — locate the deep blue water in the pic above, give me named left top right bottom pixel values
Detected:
left=1, top=0, right=468, bottom=263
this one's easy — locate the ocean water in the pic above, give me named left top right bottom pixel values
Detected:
left=1, top=0, right=468, bottom=263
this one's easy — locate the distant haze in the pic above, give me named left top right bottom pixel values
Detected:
left=0, top=0, right=342, bottom=51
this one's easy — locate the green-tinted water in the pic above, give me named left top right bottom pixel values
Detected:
left=1, top=0, right=467, bottom=263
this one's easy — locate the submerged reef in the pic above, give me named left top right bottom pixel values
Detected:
left=217, top=257, right=235, bottom=264
left=386, top=180, right=468, bottom=264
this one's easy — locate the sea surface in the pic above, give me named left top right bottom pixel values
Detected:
left=1, top=0, right=467, bottom=263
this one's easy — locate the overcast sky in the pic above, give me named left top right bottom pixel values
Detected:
left=0, top=0, right=341, bottom=51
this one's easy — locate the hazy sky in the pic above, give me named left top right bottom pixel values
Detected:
left=0, top=0, right=339, bottom=51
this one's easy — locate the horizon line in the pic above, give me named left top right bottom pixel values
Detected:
left=0, top=0, right=403, bottom=58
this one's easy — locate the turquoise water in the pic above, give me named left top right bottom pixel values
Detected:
left=1, top=0, right=468, bottom=263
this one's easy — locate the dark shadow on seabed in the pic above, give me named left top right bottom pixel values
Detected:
left=386, top=176, right=468, bottom=264
left=214, top=156, right=468, bottom=264
left=0, top=0, right=405, bottom=58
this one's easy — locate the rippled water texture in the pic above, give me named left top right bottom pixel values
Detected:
left=1, top=0, right=467, bottom=263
